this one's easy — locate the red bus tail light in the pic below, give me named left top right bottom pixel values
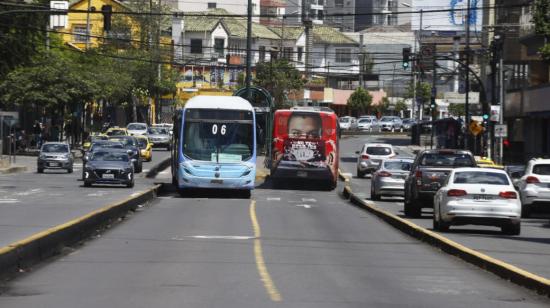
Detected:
left=447, top=189, right=467, bottom=197
left=499, top=191, right=517, bottom=199
left=378, top=171, right=392, bottom=177
left=526, top=176, right=540, bottom=184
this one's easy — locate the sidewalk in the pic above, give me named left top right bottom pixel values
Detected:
left=0, top=156, right=33, bottom=174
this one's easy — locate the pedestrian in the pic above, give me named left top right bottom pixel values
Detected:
left=32, top=120, right=41, bottom=148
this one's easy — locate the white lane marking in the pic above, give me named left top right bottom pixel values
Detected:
left=48, top=193, right=64, bottom=197
left=14, top=188, right=43, bottom=196
left=87, top=190, right=108, bottom=197
left=0, top=199, right=20, bottom=203
left=267, top=197, right=281, bottom=201
left=296, top=204, right=312, bottom=209
left=173, top=235, right=255, bottom=240
left=302, top=198, right=316, bottom=203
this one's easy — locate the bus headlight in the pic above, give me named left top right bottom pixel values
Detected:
left=241, top=169, right=252, bottom=177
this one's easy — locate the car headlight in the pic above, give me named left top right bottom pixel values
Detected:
left=39, top=154, right=46, bottom=159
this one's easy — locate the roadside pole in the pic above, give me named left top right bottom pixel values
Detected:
left=498, top=57, right=504, bottom=164
left=245, top=0, right=252, bottom=99
left=464, top=0, right=471, bottom=151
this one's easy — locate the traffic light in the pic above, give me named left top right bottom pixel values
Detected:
left=402, top=47, right=411, bottom=69
left=102, top=5, right=112, bottom=32
left=503, top=139, right=510, bottom=148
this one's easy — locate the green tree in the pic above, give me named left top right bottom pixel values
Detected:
left=405, top=81, right=431, bottom=113
left=448, top=103, right=465, bottom=117
left=347, top=87, right=372, bottom=115
left=254, top=59, right=304, bottom=108
left=374, top=96, right=390, bottom=115
left=534, top=0, right=550, bottom=61
left=394, top=100, right=408, bottom=114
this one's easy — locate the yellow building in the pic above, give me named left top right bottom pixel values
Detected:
left=64, top=0, right=132, bottom=49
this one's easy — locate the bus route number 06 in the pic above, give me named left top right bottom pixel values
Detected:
left=211, top=124, right=227, bottom=135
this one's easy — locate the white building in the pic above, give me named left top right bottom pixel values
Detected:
left=167, top=0, right=261, bottom=22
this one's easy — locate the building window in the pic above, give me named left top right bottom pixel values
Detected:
left=318, top=10, right=324, bottom=20
left=335, top=0, right=344, bottom=8
left=334, top=16, right=343, bottom=24
left=208, top=2, right=216, bottom=9
left=73, top=25, right=87, bottom=43
left=214, top=38, right=224, bottom=56
left=259, top=46, right=266, bottom=61
left=335, top=48, right=351, bottom=63
left=297, top=47, right=303, bottom=62
left=283, top=47, right=293, bottom=59
left=191, top=39, right=203, bottom=54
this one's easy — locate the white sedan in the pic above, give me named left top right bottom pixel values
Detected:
left=433, top=168, right=521, bottom=235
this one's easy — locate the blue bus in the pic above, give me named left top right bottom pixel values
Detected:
left=171, top=96, right=257, bottom=197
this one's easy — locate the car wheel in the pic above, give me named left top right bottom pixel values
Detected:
left=438, top=219, right=451, bottom=232
left=356, top=168, right=364, bottom=178
left=126, top=181, right=135, bottom=188
left=240, top=190, right=251, bottom=199
left=84, top=181, right=92, bottom=187
left=370, top=183, right=380, bottom=201
left=136, top=162, right=143, bottom=173
left=67, top=168, right=73, bottom=174
left=405, top=196, right=421, bottom=218
left=521, top=204, right=531, bottom=218
left=37, top=168, right=44, bottom=173
left=432, top=213, right=439, bottom=230
left=502, top=222, right=521, bottom=235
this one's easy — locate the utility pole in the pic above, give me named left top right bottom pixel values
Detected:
left=302, top=0, right=312, bottom=79
left=464, top=0, right=471, bottom=150
left=245, top=0, right=252, bottom=98
left=359, top=34, right=364, bottom=88
left=156, top=0, right=162, bottom=124
left=498, top=56, right=505, bottom=164
left=85, top=0, right=91, bottom=49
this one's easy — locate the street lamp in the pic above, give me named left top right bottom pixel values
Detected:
left=401, top=2, right=423, bottom=121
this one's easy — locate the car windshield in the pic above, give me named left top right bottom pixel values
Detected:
left=380, top=117, right=396, bottom=122
left=91, top=142, right=123, bottom=151
left=90, top=152, right=129, bottom=162
left=420, top=153, right=474, bottom=167
left=128, top=124, right=146, bottom=130
left=532, top=164, right=550, bottom=175
left=109, top=137, right=137, bottom=147
left=183, top=109, right=253, bottom=163
left=453, top=171, right=509, bottom=185
left=366, top=147, right=392, bottom=155
left=384, top=161, right=412, bottom=170
left=106, top=129, right=126, bottom=136
left=358, top=119, right=371, bottom=123
left=41, top=144, right=68, bottom=153
left=339, top=118, right=350, bottom=123
left=90, top=136, right=108, bottom=142
left=137, top=139, right=148, bottom=148
left=148, top=127, right=168, bottom=135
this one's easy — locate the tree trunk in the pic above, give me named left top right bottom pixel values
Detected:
left=132, top=95, right=138, bottom=122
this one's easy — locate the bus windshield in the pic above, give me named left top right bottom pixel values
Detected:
left=183, top=109, right=254, bottom=163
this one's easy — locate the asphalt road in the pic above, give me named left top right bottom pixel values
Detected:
left=1, top=157, right=549, bottom=307
left=339, top=134, right=550, bottom=281
left=0, top=148, right=170, bottom=247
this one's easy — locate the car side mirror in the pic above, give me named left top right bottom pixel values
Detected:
left=355, top=151, right=360, bottom=155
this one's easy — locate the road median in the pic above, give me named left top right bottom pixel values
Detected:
left=338, top=170, right=550, bottom=297
left=0, top=184, right=161, bottom=279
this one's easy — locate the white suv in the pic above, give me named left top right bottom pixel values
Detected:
left=516, top=158, right=550, bottom=217
left=356, top=143, right=396, bottom=178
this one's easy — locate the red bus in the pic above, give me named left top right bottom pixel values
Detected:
left=270, top=107, right=339, bottom=190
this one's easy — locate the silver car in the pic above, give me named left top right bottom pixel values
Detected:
left=357, top=118, right=379, bottom=131
left=356, top=143, right=396, bottom=178
left=378, top=116, right=403, bottom=132
left=370, top=158, right=413, bottom=200
left=37, top=142, right=74, bottom=173
left=147, top=127, right=172, bottom=150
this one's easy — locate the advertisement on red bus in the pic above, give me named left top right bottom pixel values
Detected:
left=270, top=108, right=339, bottom=189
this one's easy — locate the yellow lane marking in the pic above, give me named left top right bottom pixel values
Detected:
left=249, top=200, right=282, bottom=302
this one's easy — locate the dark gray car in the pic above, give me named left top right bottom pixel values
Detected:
left=37, top=142, right=74, bottom=173
left=83, top=150, right=134, bottom=188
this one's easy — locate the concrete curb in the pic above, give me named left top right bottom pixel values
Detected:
left=145, top=157, right=172, bottom=179
left=0, top=165, right=28, bottom=174
left=337, top=171, right=550, bottom=297
left=0, top=184, right=161, bottom=279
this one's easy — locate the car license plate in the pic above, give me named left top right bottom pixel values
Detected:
left=297, top=171, right=308, bottom=178
left=211, top=179, right=223, bottom=184
left=48, top=162, right=60, bottom=167
left=473, top=194, right=494, bottom=200
left=102, top=174, right=115, bottom=179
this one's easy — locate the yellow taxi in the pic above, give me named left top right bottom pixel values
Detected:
left=83, top=133, right=108, bottom=151
left=105, top=127, right=129, bottom=137
left=475, top=156, right=504, bottom=169
left=136, top=135, right=153, bottom=162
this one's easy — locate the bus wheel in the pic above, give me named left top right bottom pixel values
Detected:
left=240, top=190, right=251, bottom=199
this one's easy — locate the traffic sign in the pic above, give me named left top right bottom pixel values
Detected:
left=494, top=124, right=507, bottom=138
left=469, top=120, right=483, bottom=136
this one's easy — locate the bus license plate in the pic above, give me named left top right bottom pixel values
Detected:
left=211, top=179, right=223, bottom=184
left=297, top=171, right=308, bottom=178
